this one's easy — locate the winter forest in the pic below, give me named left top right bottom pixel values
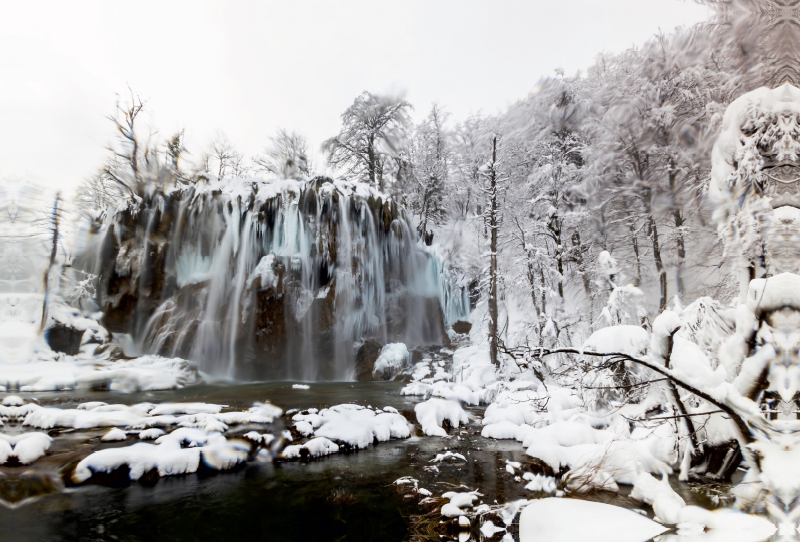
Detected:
left=3, top=1, right=800, bottom=541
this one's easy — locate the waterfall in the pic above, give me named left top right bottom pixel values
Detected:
left=79, top=176, right=469, bottom=380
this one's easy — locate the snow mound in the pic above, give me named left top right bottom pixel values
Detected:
left=440, top=490, right=481, bottom=517
left=281, top=437, right=339, bottom=459
left=24, top=400, right=282, bottom=431
left=482, top=420, right=524, bottom=440
left=431, top=451, right=466, bottom=463
left=0, top=432, right=52, bottom=464
left=414, top=398, right=469, bottom=437
left=582, top=325, right=649, bottom=356
left=518, top=498, right=668, bottom=542
left=292, top=404, right=410, bottom=449
left=72, top=428, right=249, bottom=483
left=522, top=473, right=557, bottom=493
left=101, top=428, right=127, bottom=441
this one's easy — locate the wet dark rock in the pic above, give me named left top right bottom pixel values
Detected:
left=355, top=339, right=383, bottom=381
left=46, top=324, right=84, bottom=356
left=691, top=440, right=742, bottom=482
left=452, top=321, right=472, bottom=335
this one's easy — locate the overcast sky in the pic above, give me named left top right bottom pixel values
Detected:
left=0, top=0, right=709, bottom=196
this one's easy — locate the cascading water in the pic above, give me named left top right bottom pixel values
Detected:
left=78, top=176, right=470, bottom=381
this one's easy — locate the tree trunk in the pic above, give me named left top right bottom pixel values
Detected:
left=674, top=208, right=685, bottom=300
left=664, top=328, right=697, bottom=481
left=367, top=136, right=376, bottom=187
left=668, top=162, right=685, bottom=300
left=41, top=193, right=61, bottom=331
left=649, top=215, right=667, bottom=311
left=631, top=221, right=642, bottom=286
left=551, top=216, right=564, bottom=301
left=625, top=196, right=642, bottom=285
left=571, top=230, right=590, bottom=294
left=488, top=136, right=499, bottom=368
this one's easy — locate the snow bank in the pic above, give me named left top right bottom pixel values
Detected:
left=414, top=398, right=469, bottom=437
left=582, top=325, right=649, bottom=356
left=400, top=344, right=495, bottom=405
left=518, top=498, right=668, bottom=542
left=72, top=430, right=249, bottom=483
left=0, top=355, right=200, bottom=393
left=24, top=399, right=282, bottom=431
left=0, top=395, right=285, bottom=474
left=289, top=403, right=410, bottom=451
left=631, top=472, right=776, bottom=540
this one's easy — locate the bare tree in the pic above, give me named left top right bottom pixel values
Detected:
left=254, top=128, right=310, bottom=179
left=208, top=132, right=245, bottom=178
left=323, top=91, right=412, bottom=190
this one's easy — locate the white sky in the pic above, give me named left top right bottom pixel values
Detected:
left=0, top=0, right=710, bottom=196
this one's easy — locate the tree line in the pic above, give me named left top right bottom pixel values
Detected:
left=77, top=13, right=763, bottom=365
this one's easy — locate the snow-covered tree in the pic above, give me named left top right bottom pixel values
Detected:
left=408, top=104, right=450, bottom=244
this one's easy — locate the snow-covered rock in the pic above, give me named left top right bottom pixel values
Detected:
left=372, top=343, right=410, bottom=380
left=0, top=432, right=52, bottom=464
left=291, top=403, right=410, bottom=449
left=518, top=498, right=668, bottom=542
left=101, top=428, right=128, bottom=441
left=414, top=398, right=469, bottom=437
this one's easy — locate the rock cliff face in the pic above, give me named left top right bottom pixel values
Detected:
left=79, top=176, right=469, bottom=380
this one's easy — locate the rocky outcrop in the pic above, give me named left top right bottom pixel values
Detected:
left=355, top=339, right=383, bottom=381
left=452, top=321, right=472, bottom=335
left=80, top=177, right=469, bottom=380
left=46, top=324, right=84, bottom=356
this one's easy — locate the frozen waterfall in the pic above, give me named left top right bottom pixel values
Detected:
left=77, top=176, right=469, bottom=381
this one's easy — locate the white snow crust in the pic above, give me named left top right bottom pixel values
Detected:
left=292, top=403, right=411, bottom=449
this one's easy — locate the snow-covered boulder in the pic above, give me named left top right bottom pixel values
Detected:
left=518, top=498, right=668, bottom=542
left=372, top=343, right=410, bottom=380
left=414, top=398, right=469, bottom=437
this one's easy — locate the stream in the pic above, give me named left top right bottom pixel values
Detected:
left=0, top=382, right=722, bottom=542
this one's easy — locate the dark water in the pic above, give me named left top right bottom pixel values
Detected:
left=0, top=381, right=727, bottom=541
left=0, top=382, right=537, bottom=542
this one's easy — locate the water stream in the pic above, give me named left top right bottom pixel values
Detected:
left=0, top=382, right=719, bottom=542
